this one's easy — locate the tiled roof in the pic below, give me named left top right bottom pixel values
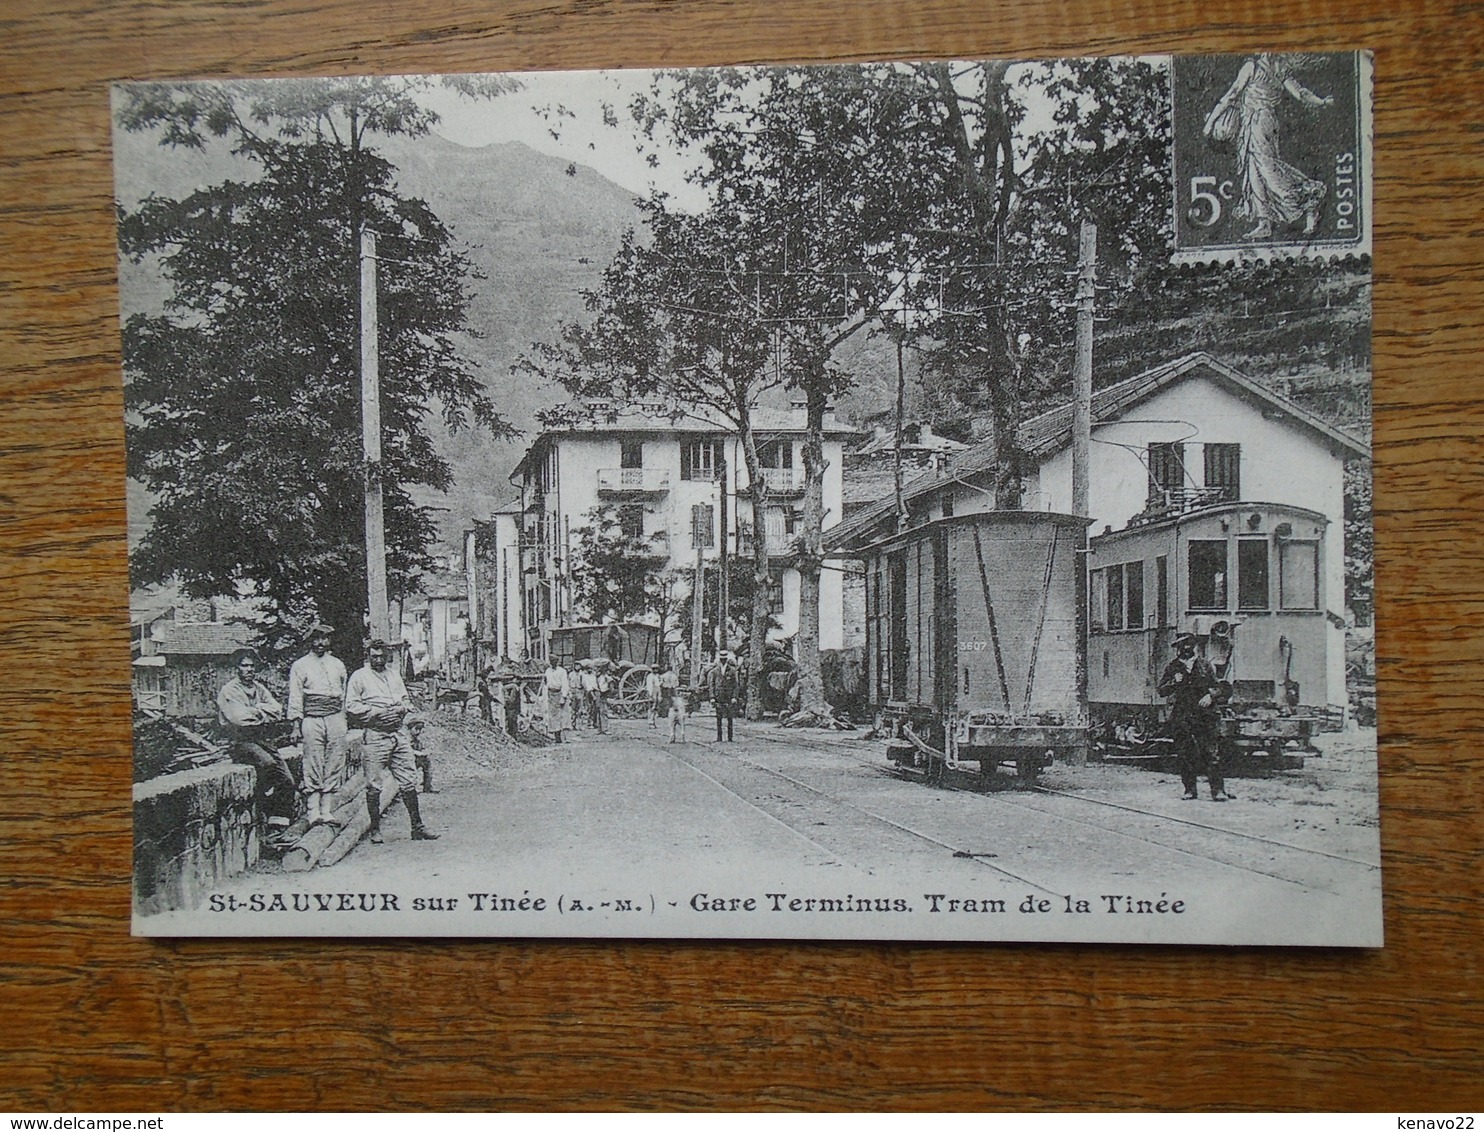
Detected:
left=151, top=621, right=254, bottom=656
left=825, top=352, right=1371, bottom=553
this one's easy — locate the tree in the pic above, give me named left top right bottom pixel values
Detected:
left=569, top=506, right=671, bottom=624
left=519, top=201, right=782, bottom=713
left=627, top=65, right=933, bottom=717
left=1343, top=460, right=1373, bottom=625
left=880, top=58, right=1175, bottom=498
left=117, top=77, right=515, bottom=659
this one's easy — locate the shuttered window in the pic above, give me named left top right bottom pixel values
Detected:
left=1148, top=442, right=1186, bottom=503
left=1205, top=443, right=1241, bottom=498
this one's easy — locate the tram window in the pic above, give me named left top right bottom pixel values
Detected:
left=1238, top=538, right=1270, bottom=610
left=1107, top=565, right=1125, bottom=631
left=1188, top=540, right=1229, bottom=610
left=1126, top=560, right=1145, bottom=629
left=1280, top=540, right=1320, bottom=609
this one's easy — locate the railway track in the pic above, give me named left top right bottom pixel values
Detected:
left=658, top=732, right=1070, bottom=895
left=679, top=724, right=1379, bottom=897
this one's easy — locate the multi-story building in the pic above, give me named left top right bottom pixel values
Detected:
left=464, top=505, right=526, bottom=667
left=509, top=400, right=858, bottom=661
left=826, top=352, right=1370, bottom=710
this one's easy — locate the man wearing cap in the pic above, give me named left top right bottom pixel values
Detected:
left=709, top=650, right=741, bottom=743
left=287, top=622, right=348, bottom=827
left=346, top=640, right=440, bottom=842
left=1158, top=632, right=1232, bottom=802
left=217, top=649, right=298, bottom=844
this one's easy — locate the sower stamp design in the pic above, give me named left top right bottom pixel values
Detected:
left=1172, top=51, right=1370, bottom=261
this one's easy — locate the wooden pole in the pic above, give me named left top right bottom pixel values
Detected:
left=717, top=455, right=729, bottom=654
left=692, top=538, right=705, bottom=688
left=894, top=328, right=908, bottom=532
left=361, top=228, right=390, bottom=642
left=1072, top=219, right=1096, bottom=519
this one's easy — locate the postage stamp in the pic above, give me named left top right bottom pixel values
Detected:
left=1171, top=51, right=1371, bottom=262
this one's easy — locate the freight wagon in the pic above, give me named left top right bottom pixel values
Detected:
left=857, top=510, right=1091, bottom=782
left=1087, top=500, right=1342, bottom=763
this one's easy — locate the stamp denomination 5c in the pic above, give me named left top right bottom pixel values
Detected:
left=1172, top=51, right=1370, bottom=262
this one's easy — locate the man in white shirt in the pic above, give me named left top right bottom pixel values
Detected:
left=543, top=657, right=571, bottom=742
left=287, top=621, right=348, bottom=826
left=644, top=667, right=662, bottom=729
left=346, top=639, right=439, bottom=843
left=660, top=663, right=686, bottom=743
left=217, top=649, right=297, bottom=844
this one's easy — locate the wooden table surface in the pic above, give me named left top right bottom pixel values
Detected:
left=2, top=0, right=1480, bottom=1112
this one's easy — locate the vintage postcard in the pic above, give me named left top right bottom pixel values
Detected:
left=118, top=53, right=1379, bottom=944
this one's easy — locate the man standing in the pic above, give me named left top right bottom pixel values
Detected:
left=543, top=655, right=571, bottom=743
left=1157, top=632, right=1232, bottom=802
left=709, top=650, right=741, bottom=743
left=217, top=649, right=298, bottom=846
left=644, top=666, right=662, bottom=729
left=408, top=715, right=436, bottom=793
left=346, top=639, right=440, bottom=843
left=286, top=622, right=348, bottom=827
left=589, top=663, right=610, bottom=734
left=660, top=662, right=686, bottom=743
left=500, top=657, right=523, bottom=738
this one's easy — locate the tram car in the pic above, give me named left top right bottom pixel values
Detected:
left=1087, top=500, right=1343, bottom=762
left=858, top=510, right=1091, bottom=782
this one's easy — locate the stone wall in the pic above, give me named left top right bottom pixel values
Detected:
left=133, top=762, right=259, bottom=916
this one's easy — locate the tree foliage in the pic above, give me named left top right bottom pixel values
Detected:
left=517, top=200, right=782, bottom=714
left=1343, top=460, right=1374, bottom=624
left=118, top=77, right=515, bottom=657
left=569, top=507, right=670, bottom=624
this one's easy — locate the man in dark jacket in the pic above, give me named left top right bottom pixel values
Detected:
left=1157, top=633, right=1232, bottom=801
left=709, top=651, right=741, bottom=742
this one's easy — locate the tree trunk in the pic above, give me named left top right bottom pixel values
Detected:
left=794, top=382, right=830, bottom=717
left=987, top=314, right=1026, bottom=510
left=737, top=415, right=772, bottom=722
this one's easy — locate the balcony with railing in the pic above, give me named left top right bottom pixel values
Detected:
left=596, top=467, right=672, bottom=497
left=1133, top=484, right=1238, bottom=525
left=735, top=525, right=800, bottom=561
left=738, top=466, right=805, bottom=498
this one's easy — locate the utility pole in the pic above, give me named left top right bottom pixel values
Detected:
left=1072, top=218, right=1097, bottom=519
left=691, top=539, right=705, bottom=688
left=894, top=327, right=908, bottom=532
left=360, top=228, right=390, bottom=643
left=717, top=452, right=729, bottom=654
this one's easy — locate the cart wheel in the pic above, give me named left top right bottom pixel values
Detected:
left=612, top=666, right=654, bottom=720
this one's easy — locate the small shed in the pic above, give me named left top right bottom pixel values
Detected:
left=132, top=620, right=257, bottom=720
